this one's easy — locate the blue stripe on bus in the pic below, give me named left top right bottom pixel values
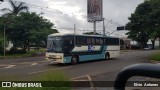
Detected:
left=63, top=46, right=107, bottom=63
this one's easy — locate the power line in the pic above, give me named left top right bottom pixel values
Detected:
left=9, top=0, right=125, bottom=36
left=13, top=0, right=123, bottom=27
left=12, top=0, right=123, bottom=27
left=13, top=0, right=86, bottom=18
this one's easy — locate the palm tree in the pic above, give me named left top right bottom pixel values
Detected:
left=0, top=0, right=28, bottom=51
left=0, top=0, right=28, bottom=17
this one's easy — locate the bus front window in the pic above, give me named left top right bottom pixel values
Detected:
left=47, top=37, right=63, bottom=52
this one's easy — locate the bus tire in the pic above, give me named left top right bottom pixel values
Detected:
left=105, top=52, right=110, bottom=60
left=71, top=55, right=79, bottom=65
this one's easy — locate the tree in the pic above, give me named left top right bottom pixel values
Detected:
left=0, top=0, right=28, bottom=17
left=148, top=0, right=160, bottom=48
left=5, top=12, right=58, bottom=52
left=126, top=0, right=160, bottom=49
left=30, top=28, right=58, bottom=49
left=0, top=12, right=58, bottom=53
left=0, top=17, right=9, bottom=54
left=0, top=0, right=28, bottom=53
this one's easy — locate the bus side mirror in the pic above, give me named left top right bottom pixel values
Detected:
left=114, top=64, right=160, bottom=90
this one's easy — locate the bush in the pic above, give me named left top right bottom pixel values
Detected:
left=31, top=52, right=45, bottom=57
left=9, top=47, right=26, bottom=54
left=9, top=47, right=18, bottom=54
left=18, top=49, right=27, bottom=54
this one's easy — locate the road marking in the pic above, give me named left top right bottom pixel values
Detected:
left=31, top=63, right=38, bottom=66
left=72, top=75, right=96, bottom=89
left=6, top=60, right=48, bottom=65
left=71, top=75, right=89, bottom=80
left=3, top=65, right=16, bottom=69
left=2, top=62, right=50, bottom=69
left=86, top=75, right=95, bottom=89
left=28, top=66, right=72, bottom=75
left=71, top=75, right=92, bottom=81
left=86, top=75, right=92, bottom=81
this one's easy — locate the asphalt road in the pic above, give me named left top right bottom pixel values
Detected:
left=0, top=50, right=160, bottom=90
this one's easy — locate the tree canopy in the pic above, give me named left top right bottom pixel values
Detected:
left=126, top=0, right=160, bottom=48
left=3, top=12, right=58, bottom=51
left=0, top=0, right=59, bottom=54
left=0, top=0, right=28, bottom=17
left=0, top=12, right=58, bottom=53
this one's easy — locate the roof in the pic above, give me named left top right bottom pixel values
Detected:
left=48, top=33, right=119, bottom=38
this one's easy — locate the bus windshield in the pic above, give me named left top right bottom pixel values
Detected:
left=47, top=37, right=63, bottom=52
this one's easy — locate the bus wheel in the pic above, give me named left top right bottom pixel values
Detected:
left=105, top=53, right=110, bottom=60
left=71, top=55, right=78, bottom=65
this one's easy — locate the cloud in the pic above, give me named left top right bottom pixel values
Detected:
left=0, top=0, right=144, bottom=37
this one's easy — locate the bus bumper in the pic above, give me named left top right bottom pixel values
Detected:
left=46, top=53, right=64, bottom=64
left=46, top=58, right=64, bottom=64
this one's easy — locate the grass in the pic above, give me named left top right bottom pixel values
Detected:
left=0, top=71, right=71, bottom=90
left=36, top=70, right=69, bottom=81
left=0, top=49, right=46, bottom=59
left=149, top=52, right=160, bottom=61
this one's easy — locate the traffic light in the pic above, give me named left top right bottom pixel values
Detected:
left=0, top=0, right=3, bottom=2
left=117, top=26, right=125, bottom=31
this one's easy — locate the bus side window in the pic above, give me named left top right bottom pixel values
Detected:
left=95, top=38, right=100, bottom=45
left=76, top=36, right=80, bottom=45
left=76, top=36, right=86, bottom=45
left=105, top=38, right=108, bottom=45
left=104, top=39, right=106, bottom=45
left=100, top=38, right=103, bottom=45
left=92, top=38, right=95, bottom=45
left=81, top=37, right=86, bottom=45
left=76, top=36, right=84, bottom=45
left=109, top=38, right=113, bottom=45
left=110, top=38, right=113, bottom=45
left=87, top=38, right=92, bottom=45
left=70, top=40, right=73, bottom=45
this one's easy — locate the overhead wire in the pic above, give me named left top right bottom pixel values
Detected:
left=10, top=0, right=125, bottom=36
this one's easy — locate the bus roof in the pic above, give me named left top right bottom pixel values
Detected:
left=48, top=33, right=119, bottom=38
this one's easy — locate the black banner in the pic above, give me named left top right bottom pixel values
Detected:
left=0, top=81, right=160, bottom=88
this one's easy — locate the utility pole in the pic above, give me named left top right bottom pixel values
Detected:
left=3, top=25, right=6, bottom=57
left=74, top=24, right=76, bottom=46
left=103, top=18, right=105, bottom=36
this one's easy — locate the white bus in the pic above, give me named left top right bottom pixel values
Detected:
left=46, top=33, right=120, bottom=64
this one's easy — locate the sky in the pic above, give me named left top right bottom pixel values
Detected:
left=0, top=0, right=144, bottom=37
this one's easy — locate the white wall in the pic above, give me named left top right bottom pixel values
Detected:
left=6, top=41, right=13, bottom=50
